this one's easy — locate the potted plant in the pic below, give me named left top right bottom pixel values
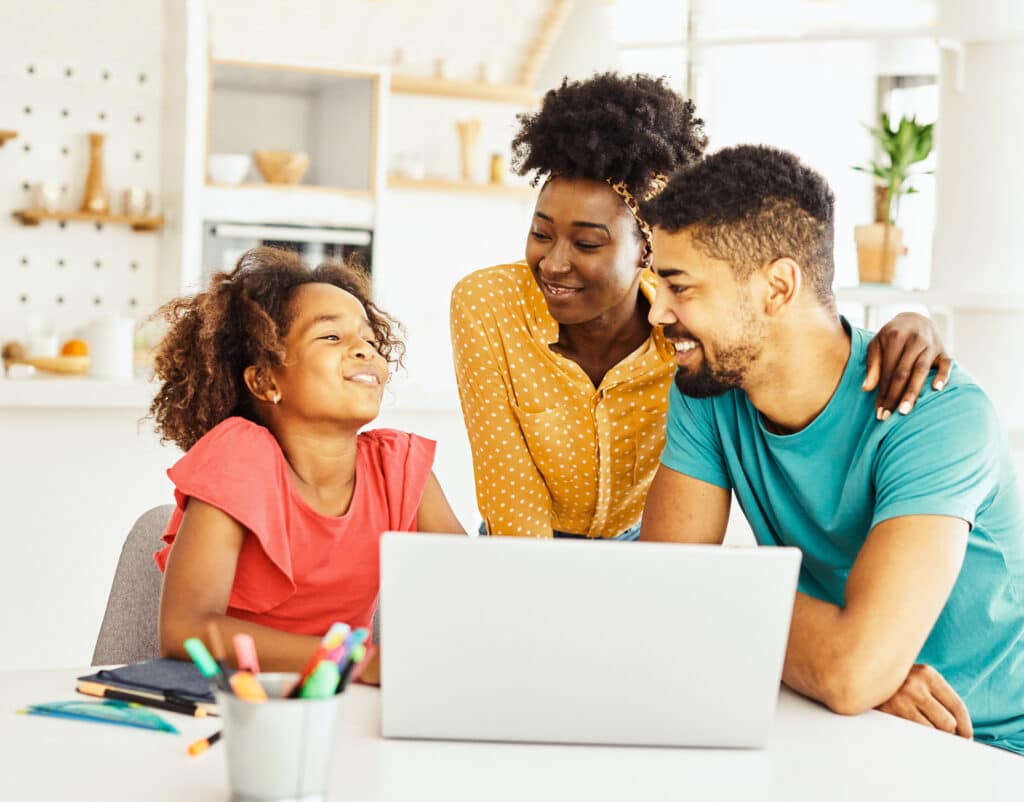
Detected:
left=852, top=113, right=934, bottom=284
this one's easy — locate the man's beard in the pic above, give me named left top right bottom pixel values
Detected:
left=665, top=326, right=762, bottom=399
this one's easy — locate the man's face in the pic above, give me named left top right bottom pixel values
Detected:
left=648, top=227, right=765, bottom=398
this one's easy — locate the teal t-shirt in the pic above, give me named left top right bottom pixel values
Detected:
left=661, top=322, right=1024, bottom=753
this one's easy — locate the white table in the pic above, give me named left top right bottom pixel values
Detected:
left=1, top=668, right=1020, bottom=801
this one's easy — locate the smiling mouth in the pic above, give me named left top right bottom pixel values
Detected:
left=539, top=279, right=583, bottom=297
left=346, top=372, right=382, bottom=386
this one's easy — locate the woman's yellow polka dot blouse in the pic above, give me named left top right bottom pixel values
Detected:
left=450, top=262, right=677, bottom=539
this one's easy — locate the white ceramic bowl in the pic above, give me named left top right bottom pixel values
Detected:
left=207, top=153, right=252, bottom=185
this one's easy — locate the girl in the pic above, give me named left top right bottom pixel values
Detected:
left=151, top=247, right=464, bottom=676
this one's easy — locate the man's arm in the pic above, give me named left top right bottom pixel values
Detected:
left=640, top=464, right=731, bottom=544
left=783, top=514, right=968, bottom=715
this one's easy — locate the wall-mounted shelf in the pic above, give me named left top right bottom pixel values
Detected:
left=388, top=174, right=536, bottom=199
left=0, top=130, right=17, bottom=147
left=390, top=74, right=536, bottom=105
left=12, top=209, right=164, bottom=232
left=202, top=183, right=375, bottom=228
left=836, top=284, right=1024, bottom=312
left=206, top=181, right=373, bottom=199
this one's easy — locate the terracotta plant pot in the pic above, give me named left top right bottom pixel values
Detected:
left=854, top=223, right=902, bottom=284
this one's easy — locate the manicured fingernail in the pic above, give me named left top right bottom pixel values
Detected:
left=898, top=401, right=912, bottom=415
left=934, top=380, right=945, bottom=391
left=881, top=409, right=892, bottom=421
left=876, top=407, right=884, bottom=421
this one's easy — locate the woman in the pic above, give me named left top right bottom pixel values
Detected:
left=451, top=73, right=950, bottom=540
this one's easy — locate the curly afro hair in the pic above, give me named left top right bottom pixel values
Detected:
left=511, top=72, right=707, bottom=199
left=643, top=144, right=836, bottom=304
left=149, top=247, right=404, bottom=452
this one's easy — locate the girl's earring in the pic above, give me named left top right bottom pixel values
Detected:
left=272, top=392, right=281, bottom=405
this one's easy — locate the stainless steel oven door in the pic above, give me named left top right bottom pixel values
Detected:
left=203, top=222, right=373, bottom=280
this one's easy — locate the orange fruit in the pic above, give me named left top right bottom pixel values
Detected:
left=60, top=338, right=89, bottom=357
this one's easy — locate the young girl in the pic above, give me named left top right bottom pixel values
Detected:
left=150, top=247, right=464, bottom=677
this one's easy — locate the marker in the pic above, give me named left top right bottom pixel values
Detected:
left=232, top=633, right=261, bottom=674
left=336, top=643, right=368, bottom=694
left=187, top=729, right=222, bottom=756
left=184, top=637, right=231, bottom=693
left=205, top=623, right=234, bottom=679
left=331, top=627, right=370, bottom=667
left=324, top=624, right=353, bottom=662
left=229, top=671, right=268, bottom=702
left=290, top=623, right=351, bottom=697
left=298, top=661, right=340, bottom=699
left=322, top=622, right=350, bottom=649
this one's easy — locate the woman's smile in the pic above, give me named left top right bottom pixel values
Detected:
left=538, top=276, right=584, bottom=300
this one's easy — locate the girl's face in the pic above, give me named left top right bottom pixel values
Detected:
left=272, top=282, right=387, bottom=426
left=525, top=177, right=647, bottom=326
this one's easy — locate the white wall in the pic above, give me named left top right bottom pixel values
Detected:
left=693, top=41, right=878, bottom=289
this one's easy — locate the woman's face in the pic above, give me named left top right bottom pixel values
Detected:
left=271, top=282, right=388, bottom=426
left=525, top=177, right=647, bottom=326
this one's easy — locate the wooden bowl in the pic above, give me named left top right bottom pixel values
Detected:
left=253, top=150, right=311, bottom=185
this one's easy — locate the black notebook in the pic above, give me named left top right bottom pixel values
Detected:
left=78, top=658, right=220, bottom=704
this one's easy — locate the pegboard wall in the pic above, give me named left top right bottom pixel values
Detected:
left=0, top=1, right=164, bottom=346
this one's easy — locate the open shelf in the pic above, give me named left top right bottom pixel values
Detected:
left=0, top=130, right=17, bottom=147
left=390, top=74, right=536, bottom=105
left=12, top=209, right=164, bottom=232
left=836, top=284, right=1024, bottom=311
left=206, top=181, right=373, bottom=199
left=387, top=174, right=536, bottom=199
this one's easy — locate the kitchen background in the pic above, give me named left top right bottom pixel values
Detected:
left=2, top=0, right=1022, bottom=670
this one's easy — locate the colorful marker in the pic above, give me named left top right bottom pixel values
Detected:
left=229, top=671, right=268, bottom=702
left=232, top=633, right=261, bottom=674
left=188, top=729, right=222, bottom=756
left=184, top=637, right=231, bottom=693
left=337, top=643, right=368, bottom=693
left=298, top=660, right=341, bottom=699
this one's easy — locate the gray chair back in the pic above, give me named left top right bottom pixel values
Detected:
left=91, top=504, right=174, bottom=666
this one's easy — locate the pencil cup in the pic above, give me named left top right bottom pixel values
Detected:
left=215, top=672, right=343, bottom=802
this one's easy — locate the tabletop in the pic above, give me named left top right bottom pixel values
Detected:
left=1, top=667, right=1020, bottom=801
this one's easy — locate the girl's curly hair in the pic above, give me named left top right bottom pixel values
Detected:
left=149, top=246, right=403, bottom=452
left=511, top=72, right=708, bottom=199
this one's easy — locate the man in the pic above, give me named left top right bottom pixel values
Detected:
left=639, top=144, right=1024, bottom=754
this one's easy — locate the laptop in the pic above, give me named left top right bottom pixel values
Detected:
left=380, top=533, right=801, bottom=748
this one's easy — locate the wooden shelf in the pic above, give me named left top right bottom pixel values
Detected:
left=206, top=181, right=373, bottom=199
left=390, top=74, right=536, bottom=105
left=387, top=175, right=536, bottom=199
left=0, top=130, right=16, bottom=147
left=836, top=285, right=1024, bottom=311
left=12, top=209, right=164, bottom=232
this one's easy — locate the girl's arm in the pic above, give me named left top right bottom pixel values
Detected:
left=415, top=471, right=466, bottom=534
left=358, top=472, right=466, bottom=687
left=864, top=312, right=953, bottom=418
left=158, top=498, right=320, bottom=672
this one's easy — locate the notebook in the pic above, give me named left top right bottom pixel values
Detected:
left=77, top=658, right=219, bottom=712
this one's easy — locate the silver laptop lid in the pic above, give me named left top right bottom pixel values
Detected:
left=381, top=533, right=800, bottom=748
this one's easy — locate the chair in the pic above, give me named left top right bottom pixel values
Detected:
left=91, top=505, right=174, bottom=666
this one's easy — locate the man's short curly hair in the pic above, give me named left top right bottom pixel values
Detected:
left=511, top=72, right=708, bottom=201
left=642, top=144, right=836, bottom=305
left=149, top=247, right=403, bottom=452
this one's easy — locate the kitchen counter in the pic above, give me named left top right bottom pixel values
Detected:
left=0, top=375, right=158, bottom=408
